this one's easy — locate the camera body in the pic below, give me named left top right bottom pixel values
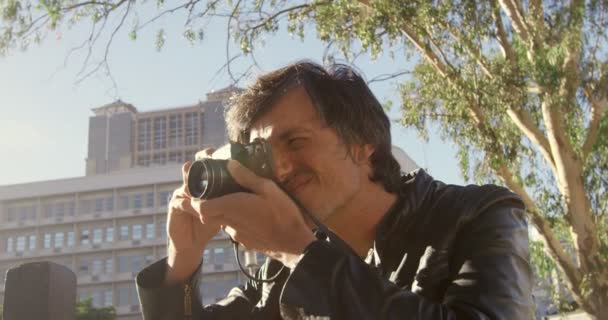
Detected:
left=187, top=138, right=274, bottom=199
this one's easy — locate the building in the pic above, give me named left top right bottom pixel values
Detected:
left=86, top=86, right=237, bottom=176
left=0, top=86, right=420, bottom=319
left=0, top=87, right=246, bottom=319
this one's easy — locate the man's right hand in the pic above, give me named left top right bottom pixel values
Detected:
left=165, top=150, right=221, bottom=285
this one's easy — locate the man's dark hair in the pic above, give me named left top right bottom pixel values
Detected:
left=225, top=61, right=402, bottom=193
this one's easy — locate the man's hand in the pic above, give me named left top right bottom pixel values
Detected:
left=165, top=154, right=222, bottom=285
left=190, top=160, right=317, bottom=269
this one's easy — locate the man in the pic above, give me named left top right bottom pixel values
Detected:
left=137, top=61, right=535, bottom=319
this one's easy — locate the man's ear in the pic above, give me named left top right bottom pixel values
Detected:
left=351, top=144, right=375, bottom=165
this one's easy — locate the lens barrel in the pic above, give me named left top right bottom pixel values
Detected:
left=187, top=159, right=245, bottom=199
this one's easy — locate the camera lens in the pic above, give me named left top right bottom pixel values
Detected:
left=187, top=159, right=244, bottom=199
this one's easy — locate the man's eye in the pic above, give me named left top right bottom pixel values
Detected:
left=288, top=137, right=306, bottom=147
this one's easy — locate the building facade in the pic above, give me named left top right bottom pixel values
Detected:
left=0, top=87, right=245, bottom=319
left=1, top=86, right=420, bottom=319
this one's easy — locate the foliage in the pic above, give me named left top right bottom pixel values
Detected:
left=1, top=0, right=607, bottom=317
left=75, top=298, right=116, bottom=320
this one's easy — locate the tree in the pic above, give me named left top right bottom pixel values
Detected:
left=75, top=298, right=116, bottom=320
left=1, top=0, right=607, bottom=317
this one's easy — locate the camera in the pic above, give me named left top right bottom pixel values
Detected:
left=187, top=138, right=274, bottom=199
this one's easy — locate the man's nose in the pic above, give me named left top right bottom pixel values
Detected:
left=271, top=149, right=293, bottom=182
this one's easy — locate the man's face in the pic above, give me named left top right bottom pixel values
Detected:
left=249, top=86, right=372, bottom=223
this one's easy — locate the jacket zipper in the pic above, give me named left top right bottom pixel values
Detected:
left=184, top=283, right=192, bottom=320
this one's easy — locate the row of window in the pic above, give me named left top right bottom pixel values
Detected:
left=4, top=223, right=166, bottom=253
left=3, top=191, right=174, bottom=223
left=78, top=254, right=155, bottom=276
left=136, top=150, right=200, bottom=166
left=137, top=112, right=202, bottom=152
left=79, top=285, right=137, bottom=308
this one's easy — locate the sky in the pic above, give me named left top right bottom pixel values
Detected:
left=0, top=4, right=465, bottom=187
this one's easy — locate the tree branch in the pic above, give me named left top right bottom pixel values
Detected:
left=540, top=98, right=601, bottom=278
left=440, top=23, right=493, bottom=78
left=367, top=70, right=411, bottom=84
left=246, top=1, right=330, bottom=33
left=506, top=108, right=556, bottom=172
left=490, top=0, right=518, bottom=66
left=498, top=0, right=531, bottom=43
left=497, top=0, right=534, bottom=61
left=495, top=164, right=591, bottom=312
left=582, top=86, right=608, bottom=161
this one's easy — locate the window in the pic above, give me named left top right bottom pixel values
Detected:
left=79, top=259, right=89, bottom=274
left=152, top=153, right=167, bottom=165
left=159, top=191, right=172, bottom=207
left=104, top=289, right=113, bottom=307
left=158, top=220, right=167, bottom=239
left=67, top=202, right=75, bottom=216
left=54, top=232, right=64, bottom=248
left=80, top=199, right=91, bottom=214
left=185, top=112, right=199, bottom=146
left=15, top=236, right=25, bottom=252
left=105, top=258, right=113, bottom=274
left=95, top=198, right=104, bottom=212
left=80, top=230, right=90, bottom=245
left=145, top=192, right=154, bottom=208
left=106, top=227, right=114, bottom=242
left=44, top=204, right=54, bottom=218
left=214, top=248, right=225, bottom=265
left=132, top=255, right=143, bottom=272
left=30, top=205, right=38, bottom=220
left=130, top=286, right=138, bottom=305
left=118, top=256, right=129, bottom=273
left=184, top=149, right=197, bottom=161
left=91, top=290, right=101, bottom=307
left=119, top=195, right=129, bottom=210
left=92, top=259, right=103, bottom=275
left=54, top=202, right=65, bottom=218
left=67, top=231, right=75, bottom=247
left=6, top=237, right=13, bottom=252
left=120, top=225, right=129, bottom=241
left=146, top=223, right=155, bottom=239
left=6, top=207, right=16, bottom=222
left=169, top=114, right=183, bottom=147
left=93, top=228, right=103, bottom=244
left=137, top=154, right=151, bottom=166
left=154, top=117, right=167, bottom=149
left=132, top=224, right=142, bottom=240
left=203, top=249, right=210, bottom=263
left=18, top=207, right=28, bottom=221
left=79, top=290, right=88, bottom=301
left=118, top=287, right=130, bottom=306
left=44, top=233, right=52, bottom=249
left=105, top=196, right=114, bottom=212
left=133, top=194, right=143, bottom=209
left=137, top=118, right=152, bottom=151
left=28, top=235, right=36, bottom=250
left=168, top=152, right=183, bottom=163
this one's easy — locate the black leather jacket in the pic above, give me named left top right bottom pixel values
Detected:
left=136, top=169, right=535, bottom=319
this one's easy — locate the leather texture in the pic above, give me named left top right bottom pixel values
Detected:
left=136, top=169, right=535, bottom=319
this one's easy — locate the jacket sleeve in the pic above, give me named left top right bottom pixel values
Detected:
left=136, top=257, right=260, bottom=320
left=278, top=205, right=535, bottom=319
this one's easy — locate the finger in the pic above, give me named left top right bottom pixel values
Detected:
left=169, top=197, right=199, bottom=220
left=195, top=148, right=216, bottom=160
left=196, top=192, right=262, bottom=220
left=226, top=160, right=273, bottom=196
left=182, top=161, right=193, bottom=196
